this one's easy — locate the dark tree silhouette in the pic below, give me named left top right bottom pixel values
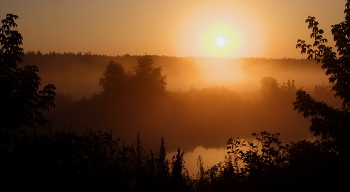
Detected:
left=98, top=55, right=166, bottom=101
left=99, top=61, right=128, bottom=95
left=170, top=148, right=192, bottom=192
left=294, top=1, right=350, bottom=156
left=296, top=3, right=350, bottom=108
left=130, top=55, right=167, bottom=98
left=154, top=137, right=170, bottom=191
left=0, top=14, right=56, bottom=130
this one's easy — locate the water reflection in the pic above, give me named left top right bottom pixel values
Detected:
left=167, top=146, right=227, bottom=175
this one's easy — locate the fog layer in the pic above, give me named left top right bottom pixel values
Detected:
left=22, top=52, right=342, bottom=151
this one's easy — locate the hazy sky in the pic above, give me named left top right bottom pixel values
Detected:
left=0, top=0, right=346, bottom=58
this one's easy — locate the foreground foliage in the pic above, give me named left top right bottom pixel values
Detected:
left=1, top=129, right=346, bottom=191
left=295, top=0, right=350, bottom=157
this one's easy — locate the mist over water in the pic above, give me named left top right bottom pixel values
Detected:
left=22, top=53, right=342, bottom=152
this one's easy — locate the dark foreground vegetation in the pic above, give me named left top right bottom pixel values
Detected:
left=1, top=128, right=347, bottom=191
left=1, top=1, right=350, bottom=191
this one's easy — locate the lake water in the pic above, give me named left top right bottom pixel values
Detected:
left=167, top=146, right=228, bottom=175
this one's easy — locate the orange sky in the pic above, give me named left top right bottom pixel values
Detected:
left=1, top=0, right=345, bottom=58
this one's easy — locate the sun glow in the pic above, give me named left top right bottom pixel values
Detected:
left=174, top=1, right=266, bottom=84
left=175, top=2, right=266, bottom=58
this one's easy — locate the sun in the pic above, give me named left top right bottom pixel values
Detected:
left=200, top=24, right=240, bottom=57
left=216, top=36, right=227, bottom=47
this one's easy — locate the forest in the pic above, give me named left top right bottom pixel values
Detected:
left=1, top=1, right=349, bottom=191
